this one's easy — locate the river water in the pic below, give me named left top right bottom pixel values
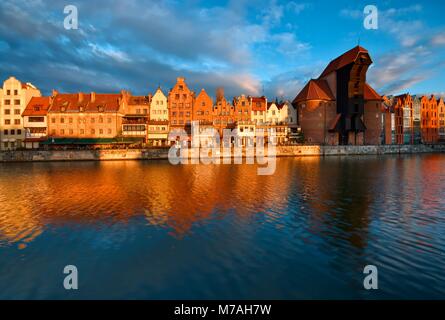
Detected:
left=0, top=155, right=444, bottom=299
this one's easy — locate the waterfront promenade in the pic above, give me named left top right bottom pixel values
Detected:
left=1, top=144, right=444, bottom=162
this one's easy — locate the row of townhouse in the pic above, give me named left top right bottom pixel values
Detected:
left=382, top=94, right=445, bottom=145
left=0, top=76, right=299, bottom=150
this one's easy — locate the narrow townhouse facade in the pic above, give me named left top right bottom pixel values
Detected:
left=233, top=95, right=254, bottom=146
left=121, top=93, right=151, bottom=143
left=266, top=102, right=280, bottom=125
left=381, top=96, right=395, bottom=145
left=412, top=95, right=422, bottom=144
left=22, top=96, right=51, bottom=149
left=293, top=46, right=383, bottom=145
left=213, top=88, right=236, bottom=138
left=280, top=101, right=301, bottom=143
left=437, top=97, right=445, bottom=142
left=168, top=77, right=195, bottom=143
left=421, top=95, right=439, bottom=144
left=233, top=94, right=251, bottom=123
left=0, top=76, right=41, bottom=150
left=168, top=77, right=194, bottom=128
left=393, top=94, right=414, bottom=145
left=193, top=89, right=213, bottom=124
left=148, top=87, right=169, bottom=146
left=250, top=96, right=267, bottom=125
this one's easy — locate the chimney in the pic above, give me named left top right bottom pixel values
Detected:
left=216, top=87, right=224, bottom=102
left=177, top=77, right=185, bottom=83
left=78, top=92, right=83, bottom=102
left=52, top=89, right=59, bottom=97
left=91, top=92, right=96, bottom=103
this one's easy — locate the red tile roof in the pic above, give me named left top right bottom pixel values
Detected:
left=22, top=96, right=51, bottom=116
left=50, top=93, right=122, bottom=113
left=292, top=79, right=335, bottom=103
left=319, top=46, right=370, bottom=78
left=251, top=96, right=267, bottom=111
left=364, top=83, right=382, bottom=101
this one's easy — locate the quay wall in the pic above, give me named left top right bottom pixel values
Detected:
left=1, top=145, right=445, bottom=162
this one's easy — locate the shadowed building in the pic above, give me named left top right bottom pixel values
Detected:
left=393, top=94, right=414, bottom=145
left=293, top=46, right=382, bottom=145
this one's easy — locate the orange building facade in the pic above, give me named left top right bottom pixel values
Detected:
left=168, top=77, right=194, bottom=127
left=193, top=89, right=213, bottom=125
left=213, top=88, right=236, bottom=136
left=437, top=97, right=445, bottom=142
left=48, top=92, right=124, bottom=140
left=421, top=95, right=439, bottom=144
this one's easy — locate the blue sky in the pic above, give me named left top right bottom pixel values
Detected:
left=0, top=0, right=444, bottom=99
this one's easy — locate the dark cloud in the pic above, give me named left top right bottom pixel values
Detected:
left=0, top=0, right=313, bottom=99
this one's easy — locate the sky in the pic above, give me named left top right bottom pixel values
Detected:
left=0, top=0, right=444, bottom=100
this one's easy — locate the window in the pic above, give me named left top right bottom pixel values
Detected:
left=52, top=118, right=56, bottom=123
left=69, top=129, right=73, bottom=135
left=17, top=129, right=21, bottom=135
left=4, top=99, right=10, bottom=105
left=143, top=109, right=148, bottom=114
left=99, top=129, right=103, bottom=134
left=51, top=129, right=56, bottom=135
left=4, top=119, right=10, bottom=125
left=91, top=129, right=95, bottom=134
left=14, top=90, right=18, bottom=95
left=99, top=117, right=103, bottom=123
left=11, top=129, right=15, bottom=135
left=4, top=109, right=10, bottom=115
left=14, top=119, right=21, bottom=125
left=80, top=129, right=85, bottom=135
left=91, top=118, right=95, bottom=123
left=14, top=99, right=20, bottom=105
left=60, top=118, right=65, bottom=124
left=60, top=129, right=65, bottom=134
left=107, top=118, right=112, bottom=123
left=6, top=90, right=10, bottom=95
left=69, top=118, right=73, bottom=124
left=108, top=129, right=112, bottom=134
left=3, top=130, right=8, bottom=135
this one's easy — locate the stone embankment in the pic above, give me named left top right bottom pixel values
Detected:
left=1, top=144, right=444, bottom=162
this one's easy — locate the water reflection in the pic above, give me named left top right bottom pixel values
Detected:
left=0, top=155, right=444, bottom=298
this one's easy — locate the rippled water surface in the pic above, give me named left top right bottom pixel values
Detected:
left=0, top=155, right=444, bottom=299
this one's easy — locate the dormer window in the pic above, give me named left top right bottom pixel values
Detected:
left=79, top=106, right=84, bottom=112
left=61, top=106, right=66, bottom=112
